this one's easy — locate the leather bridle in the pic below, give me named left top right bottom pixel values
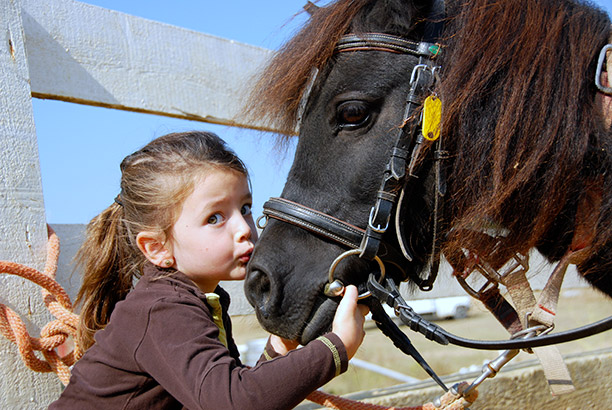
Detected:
left=255, top=31, right=612, bottom=391
left=258, top=33, right=444, bottom=295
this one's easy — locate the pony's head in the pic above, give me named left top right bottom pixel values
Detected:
left=245, top=0, right=612, bottom=344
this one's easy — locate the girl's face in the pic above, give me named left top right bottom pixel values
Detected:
left=168, top=169, right=257, bottom=293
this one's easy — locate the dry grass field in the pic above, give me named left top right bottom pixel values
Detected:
left=231, top=286, right=612, bottom=396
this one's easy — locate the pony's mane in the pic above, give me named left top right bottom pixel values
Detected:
left=437, top=0, right=612, bottom=273
left=245, top=0, right=365, bottom=136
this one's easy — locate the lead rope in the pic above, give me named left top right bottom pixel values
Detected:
left=307, top=381, right=477, bottom=410
left=0, top=225, right=82, bottom=386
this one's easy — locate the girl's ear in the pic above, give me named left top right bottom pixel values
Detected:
left=136, top=231, right=173, bottom=267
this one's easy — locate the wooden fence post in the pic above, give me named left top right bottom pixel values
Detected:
left=0, top=0, right=63, bottom=407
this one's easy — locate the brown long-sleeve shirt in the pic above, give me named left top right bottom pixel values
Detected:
left=49, top=263, right=347, bottom=409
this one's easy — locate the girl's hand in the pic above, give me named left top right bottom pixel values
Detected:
left=331, top=285, right=369, bottom=359
left=268, top=335, right=300, bottom=355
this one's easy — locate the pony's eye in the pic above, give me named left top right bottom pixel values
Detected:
left=336, top=101, right=370, bottom=130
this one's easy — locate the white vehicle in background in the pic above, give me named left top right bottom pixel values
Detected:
left=403, top=296, right=471, bottom=320
left=367, top=295, right=472, bottom=323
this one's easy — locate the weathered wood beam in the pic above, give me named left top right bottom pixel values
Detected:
left=22, top=0, right=278, bottom=131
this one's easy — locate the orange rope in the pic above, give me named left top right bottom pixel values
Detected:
left=0, top=226, right=477, bottom=409
left=0, top=225, right=82, bottom=385
left=306, top=382, right=478, bottom=410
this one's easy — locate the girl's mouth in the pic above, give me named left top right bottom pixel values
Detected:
left=239, top=250, right=253, bottom=263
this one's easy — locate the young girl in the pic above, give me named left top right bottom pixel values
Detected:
left=49, top=131, right=368, bottom=410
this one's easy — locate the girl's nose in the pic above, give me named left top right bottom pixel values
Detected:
left=235, top=215, right=253, bottom=242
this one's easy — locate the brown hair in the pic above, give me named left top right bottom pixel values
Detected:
left=436, top=0, right=612, bottom=271
left=245, top=0, right=366, bottom=135
left=75, top=131, right=248, bottom=350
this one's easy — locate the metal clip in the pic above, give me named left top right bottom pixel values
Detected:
left=464, top=349, right=520, bottom=394
left=409, top=64, right=430, bottom=84
left=463, top=321, right=554, bottom=394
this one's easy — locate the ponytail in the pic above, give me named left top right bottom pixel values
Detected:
left=75, top=202, right=142, bottom=350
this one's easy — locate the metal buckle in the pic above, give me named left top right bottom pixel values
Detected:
left=595, top=44, right=612, bottom=94
left=368, top=206, right=389, bottom=234
left=455, top=254, right=500, bottom=299
left=455, top=252, right=529, bottom=299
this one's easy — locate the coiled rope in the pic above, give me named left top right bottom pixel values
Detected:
left=0, top=225, right=82, bottom=386
left=0, top=226, right=475, bottom=409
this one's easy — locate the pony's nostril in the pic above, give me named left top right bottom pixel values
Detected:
left=245, top=269, right=272, bottom=316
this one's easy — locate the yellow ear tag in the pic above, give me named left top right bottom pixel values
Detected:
left=422, top=95, right=442, bottom=141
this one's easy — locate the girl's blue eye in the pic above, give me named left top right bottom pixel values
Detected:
left=207, top=213, right=224, bottom=225
left=241, top=204, right=252, bottom=216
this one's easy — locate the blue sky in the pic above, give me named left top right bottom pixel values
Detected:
left=35, top=0, right=313, bottom=224
left=35, top=0, right=612, bottom=224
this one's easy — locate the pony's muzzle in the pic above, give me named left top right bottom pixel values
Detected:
left=244, top=267, right=274, bottom=319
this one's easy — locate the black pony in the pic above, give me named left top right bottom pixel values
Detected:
left=245, top=0, right=612, bottom=346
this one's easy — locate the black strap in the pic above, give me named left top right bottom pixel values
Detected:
left=263, top=197, right=364, bottom=249
left=367, top=274, right=612, bottom=350
left=367, top=297, right=448, bottom=392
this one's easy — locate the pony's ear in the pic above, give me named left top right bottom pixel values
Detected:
left=136, top=231, right=173, bottom=267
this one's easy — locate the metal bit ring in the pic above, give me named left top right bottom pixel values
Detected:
left=325, top=249, right=386, bottom=299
